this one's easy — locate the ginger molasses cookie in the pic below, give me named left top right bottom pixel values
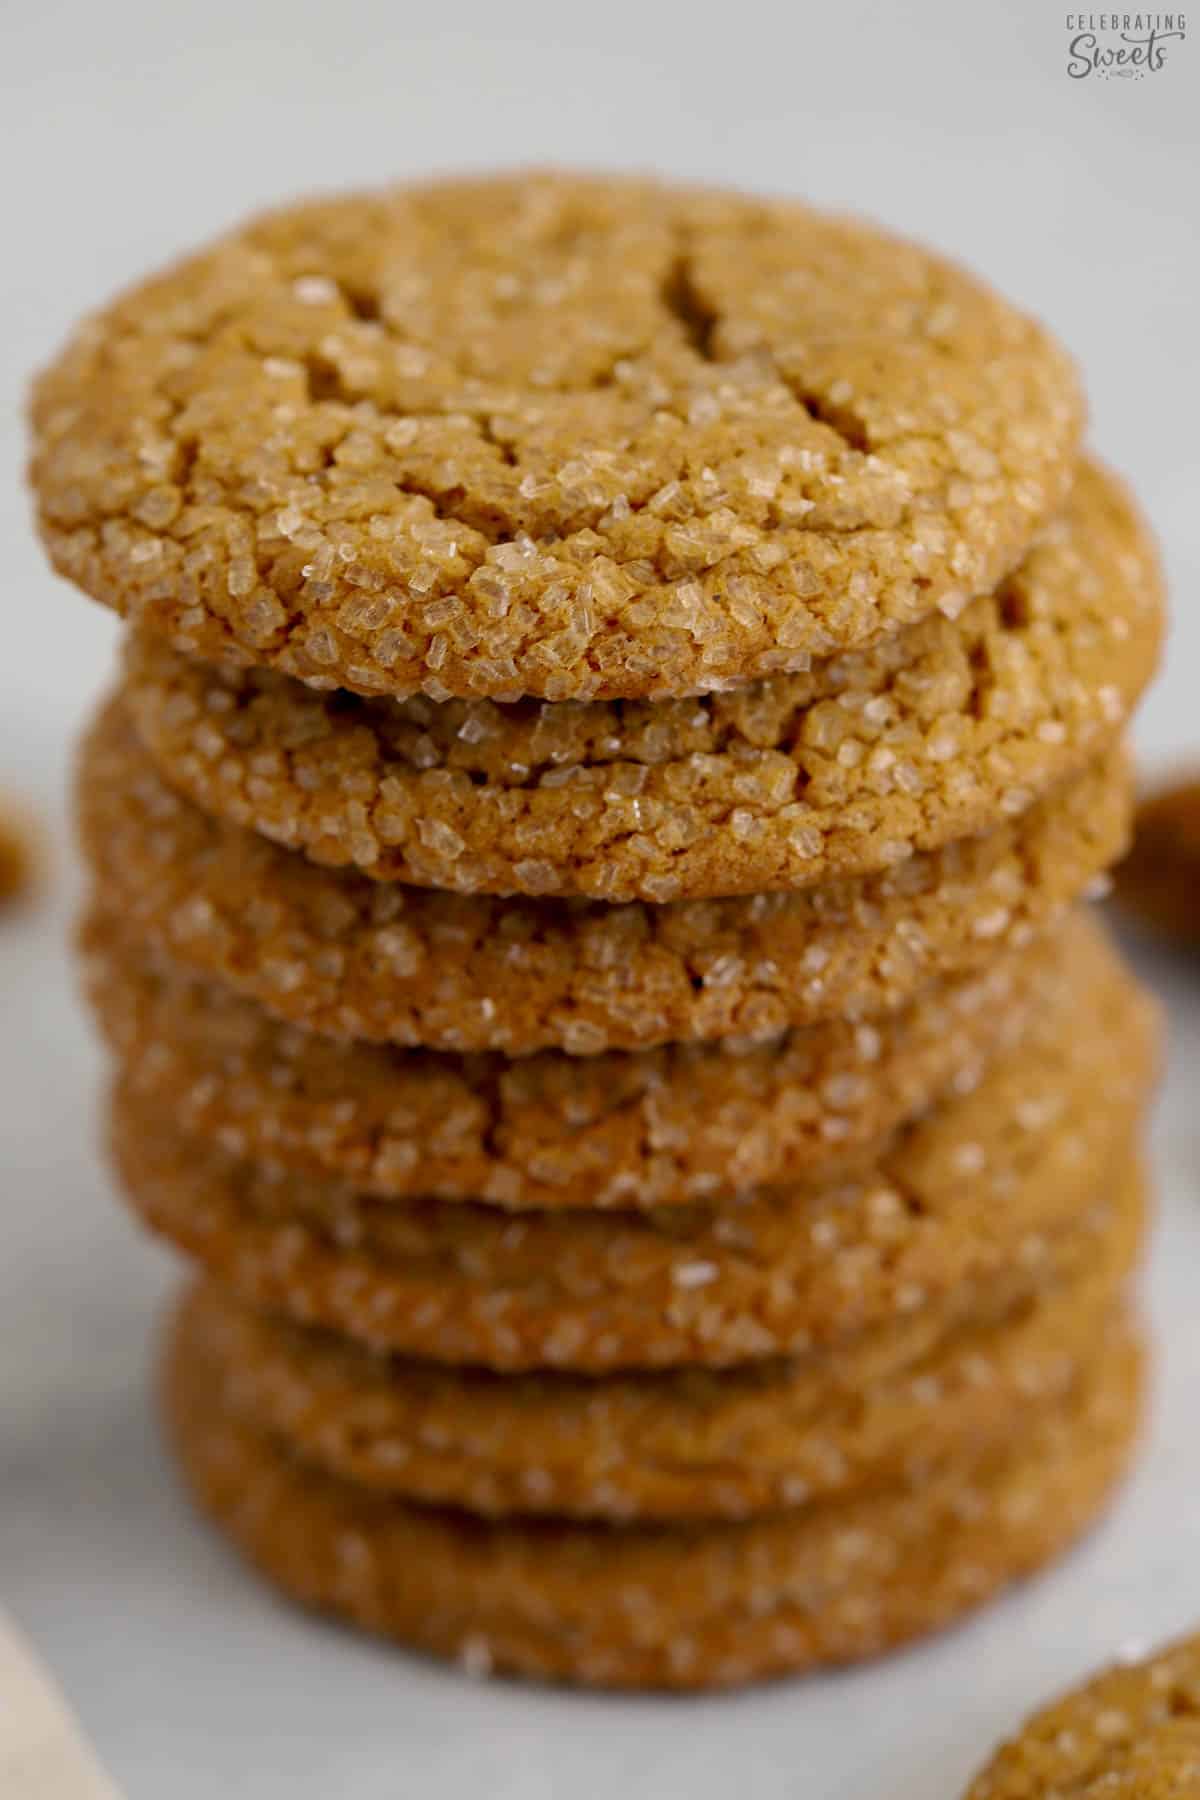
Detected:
left=963, top=1628, right=1200, bottom=1797
left=111, top=1105, right=1145, bottom=1372
left=118, top=458, right=1162, bottom=903
left=77, top=697, right=1132, bottom=1054
left=0, top=795, right=38, bottom=909
left=1113, top=771, right=1200, bottom=949
left=82, top=909, right=1077, bottom=1211
left=32, top=173, right=1084, bottom=705
left=164, top=1312, right=1142, bottom=1690
left=110, top=948, right=1159, bottom=1370
left=169, top=1165, right=1142, bottom=1521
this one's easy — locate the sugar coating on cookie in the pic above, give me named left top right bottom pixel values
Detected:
left=110, top=939, right=1159, bottom=1370
left=963, top=1628, right=1200, bottom=1797
left=163, top=1312, right=1143, bottom=1690
left=32, top=172, right=1084, bottom=704
left=82, top=910, right=1078, bottom=1210
left=117, top=456, right=1162, bottom=902
left=77, top=698, right=1133, bottom=1054
left=168, top=1159, right=1143, bottom=1521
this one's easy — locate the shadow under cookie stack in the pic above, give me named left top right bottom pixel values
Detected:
left=31, top=174, right=1165, bottom=1690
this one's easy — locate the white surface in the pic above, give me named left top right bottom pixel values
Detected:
left=1, top=1, right=1198, bottom=1794
left=0, top=1611, right=125, bottom=1799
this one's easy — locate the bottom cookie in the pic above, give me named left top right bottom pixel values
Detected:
left=963, top=1626, right=1200, bottom=1797
left=164, top=1310, right=1144, bottom=1692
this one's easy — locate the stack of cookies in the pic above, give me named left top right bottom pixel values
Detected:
left=30, top=174, right=1165, bottom=1690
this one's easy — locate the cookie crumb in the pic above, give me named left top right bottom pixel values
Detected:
left=1112, top=771, right=1200, bottom=947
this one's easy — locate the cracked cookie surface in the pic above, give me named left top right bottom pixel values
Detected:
left=77, top=697, right=1132, bottom=1054
left=118, top=457, right=1161, bottom=901
left=31, top=172, right=1083, bottom=703
left=109, top=941, right=1159, bottom=1371
left=82, top=908, right=1080, bottom=1210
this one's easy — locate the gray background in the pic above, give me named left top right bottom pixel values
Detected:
left=1, top=2, right=1198, bottom=1794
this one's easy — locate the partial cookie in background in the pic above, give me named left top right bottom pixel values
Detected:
left=1112, top=770, right=1200, bottom=949
left=170, top=1163, right=1143, bottom=1521
left=110, top=941, right=1159, bottom=1370
left=82, top=910, right=1081, bottom=1210
left=77, top=699, right=1133, bottom=1054
left=0, top=795, right=38, bottom=909
left=962, top=1626, right=1200, bottom=1797
left=31, top=172, right=1085, bottom=704
left=118, top=458, right=1163, bottom=903
left=164, top=1311, right=1142, bottom=1690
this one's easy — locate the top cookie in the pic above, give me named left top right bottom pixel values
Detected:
left=30, top=172, right=1083, bottom=702
left=963, top=1629, right=1200, bottom=1797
